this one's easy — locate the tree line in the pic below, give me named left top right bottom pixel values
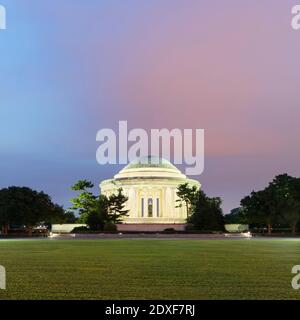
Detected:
left=227, top=174, right=300, bottom=234
left=0, top=187, right=66, bottom=235
left=0, top=181, right=129, bottom=234
left=177, top=173, right=300, bottom=234
left=1, top=173, right=300, bottom=234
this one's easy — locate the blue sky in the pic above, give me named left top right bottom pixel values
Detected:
left=1, top=0, right=300, bottom=212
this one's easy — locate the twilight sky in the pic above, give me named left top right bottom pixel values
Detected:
left=1, top=0, right=300, bottom=213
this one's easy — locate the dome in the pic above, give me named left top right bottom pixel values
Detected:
left=123, top=155, right=178, bottom=171
left=114, top=155, right=186, bottom=180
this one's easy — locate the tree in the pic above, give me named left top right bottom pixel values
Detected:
left=0, top=186, right=65, bottom=235
left=86, top=195, right=109, bottom=230
left=0, top=187, right=20, bottom=235
left=70, top=180, right=106, bottom=229
left=176, top=184, right=224, bottom=231
left=46, top=204, right=67, bottom=224
left=70, top=180, right=129, bottom=229
left=271, top=174, right=300, bottom=234
left=63, top=210, right=78, bottom=223
left=241, top=174, right=300, bottom=234
left=241, top=188, right=280, bottom=234
left=107, top=188, right=129, bottom=224
left=224, top=207, right=248, bottom=224
left=70, top=180, right=97, bottom=216
left=189, top=190, right=225, bottom=231
left=176, top=183, right=199, bottom=218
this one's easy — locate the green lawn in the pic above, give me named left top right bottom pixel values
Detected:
left=0, top=239, right=300, bottom=300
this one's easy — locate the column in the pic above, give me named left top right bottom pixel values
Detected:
left=161, top=188, right=165, bottom=218
left=165, top=187, right=172, bottom=219
left=129, top=188, right=136, bottom=218
left=153, top=192, right=157, bottom=219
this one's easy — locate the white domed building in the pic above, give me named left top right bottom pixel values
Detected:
left=100, top=156, right=200, bottom=231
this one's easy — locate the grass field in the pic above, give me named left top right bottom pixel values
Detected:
left=0, top=239, right=300, bottom=300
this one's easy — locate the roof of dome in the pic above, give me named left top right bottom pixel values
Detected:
left=123, top=155, right=178, bottom=171
left=100, top=155, right=201, bottom=187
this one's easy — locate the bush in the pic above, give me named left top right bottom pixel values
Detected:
left=163, top=228, right=176, bottom=233
left=185, top=224, right=195, bottom=231
left=71, top=226, right=89, bottom=233
left=103, top=222, right=118, bottom=232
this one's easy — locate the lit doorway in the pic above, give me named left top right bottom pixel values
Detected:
left=148, top=198, right=153, bottom=217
